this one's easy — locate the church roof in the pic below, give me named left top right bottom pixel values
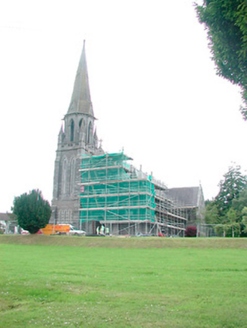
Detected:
left=167, top=187, right=201, bottom=207
left=67, top=40, right=94, bottom=117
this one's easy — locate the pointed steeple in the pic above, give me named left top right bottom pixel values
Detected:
left=67, top=40, right=94, bottom=117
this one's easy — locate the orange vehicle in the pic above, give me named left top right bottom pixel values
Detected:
left=41, top=224, right=70, bottom=235
left=41, top=224, right=86, bottom=236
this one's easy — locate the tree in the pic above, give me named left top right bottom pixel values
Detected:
left=214, top=224, right=225, bottom=237
left=241, top=207, right=247, bottom=232
left=195, top=0, right=247, bottom=119
left=214, top=164, right=247, bottom=216
left=232, top=187, right=247, bottom=214
left=13, top=189, right=51, bottom=234
left=204, top=201, right=221, bottom=224
left=203, top=166, right=247, bottom=236
left=226, top=208, right=240, bottom=237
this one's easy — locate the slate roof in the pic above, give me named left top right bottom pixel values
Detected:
left=0, top=213, right=16, bottom=221
left=167, top=187, right=200, bottom=207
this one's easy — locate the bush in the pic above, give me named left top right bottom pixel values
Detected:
left=185, top=226, right=197, bottom=237
left=13, top=189, right=51, bottom=234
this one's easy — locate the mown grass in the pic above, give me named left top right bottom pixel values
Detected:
left=1, top=236, right=247, bottom=327
left=2, top=234, right=247, bottom=248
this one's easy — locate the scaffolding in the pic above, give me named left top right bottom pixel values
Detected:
left=79, top=152, right=187, bottom=236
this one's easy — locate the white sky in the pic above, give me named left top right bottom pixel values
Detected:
left=0, top=0, right=247, bottom=212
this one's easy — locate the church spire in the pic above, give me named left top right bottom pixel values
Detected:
left=67, top=40, right=94, bottom=117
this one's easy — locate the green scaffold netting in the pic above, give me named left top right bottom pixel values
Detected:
left=80, top=153, right=156, bottom=222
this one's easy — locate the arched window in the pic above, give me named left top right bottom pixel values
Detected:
left=70, top=119, right=74, bottom=142
left=79, top=118, right=83, bottom=129
left=87, top=121, right=92, bottom=143
left=70, top=158, right=76, bottom=194
left=62, top=158, right=67, bottom=194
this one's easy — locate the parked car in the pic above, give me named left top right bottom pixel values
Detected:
left=67, top=225, right=86, bottom=236
left=20, top=228, right=29, bottom=235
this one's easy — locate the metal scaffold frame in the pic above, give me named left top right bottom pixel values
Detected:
left=79, top=152, right=187, bottom=236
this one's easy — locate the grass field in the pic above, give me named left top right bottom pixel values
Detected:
left=1, top=236, right=247, bottom=327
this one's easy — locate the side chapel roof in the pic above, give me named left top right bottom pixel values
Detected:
left=167, top=186, right=202, bottom=207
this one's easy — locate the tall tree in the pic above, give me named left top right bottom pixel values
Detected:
left=226, top=208, right=240, bottom=237
left=231, top=187, right=247, bottom=215
left=204, top=201, right=221, bottom=224
left=214, top=164, right=247, bottom=216
left=13, top=189, right=51, bottom=234
left=241, top=207, right=247, bottom=233
left=195, top=0, right=247, bottom=119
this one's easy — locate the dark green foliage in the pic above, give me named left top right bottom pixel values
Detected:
left=232, top=188, right=247, bottom=213
left=195, top=0, right=247, bottom=119
left=226, top=208, right=240, bottom=237
left=13, top=189, right=51, bottom=234
left=214, top=224, right=225, bottom=237
left=215, top=223, right=241, bottom=237
left=214, top=164, right=247, bottom=216
left=204, top=165, right=247, bottom=236
left=204, top=201, right=221, bottom=224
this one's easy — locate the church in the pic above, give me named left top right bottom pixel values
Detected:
left=51, top=41, right=104, bottom=226
left=51, top=41, right=204, bottom=236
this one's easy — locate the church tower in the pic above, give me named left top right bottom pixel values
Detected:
left=51, top=41, right=103, bottom=226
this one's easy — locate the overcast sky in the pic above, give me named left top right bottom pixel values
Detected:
left=0, top=0, right=247, bottom=212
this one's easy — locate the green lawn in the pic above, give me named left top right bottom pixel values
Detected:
left=1, top=236, right=247, bottom=327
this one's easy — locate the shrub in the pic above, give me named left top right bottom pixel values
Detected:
left=185, top=226, right=197, bottom=237
left=13, top=189, right=51, bottom=234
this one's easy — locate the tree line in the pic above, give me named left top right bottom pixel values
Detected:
left=204, top=164, right=247, bottom=237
